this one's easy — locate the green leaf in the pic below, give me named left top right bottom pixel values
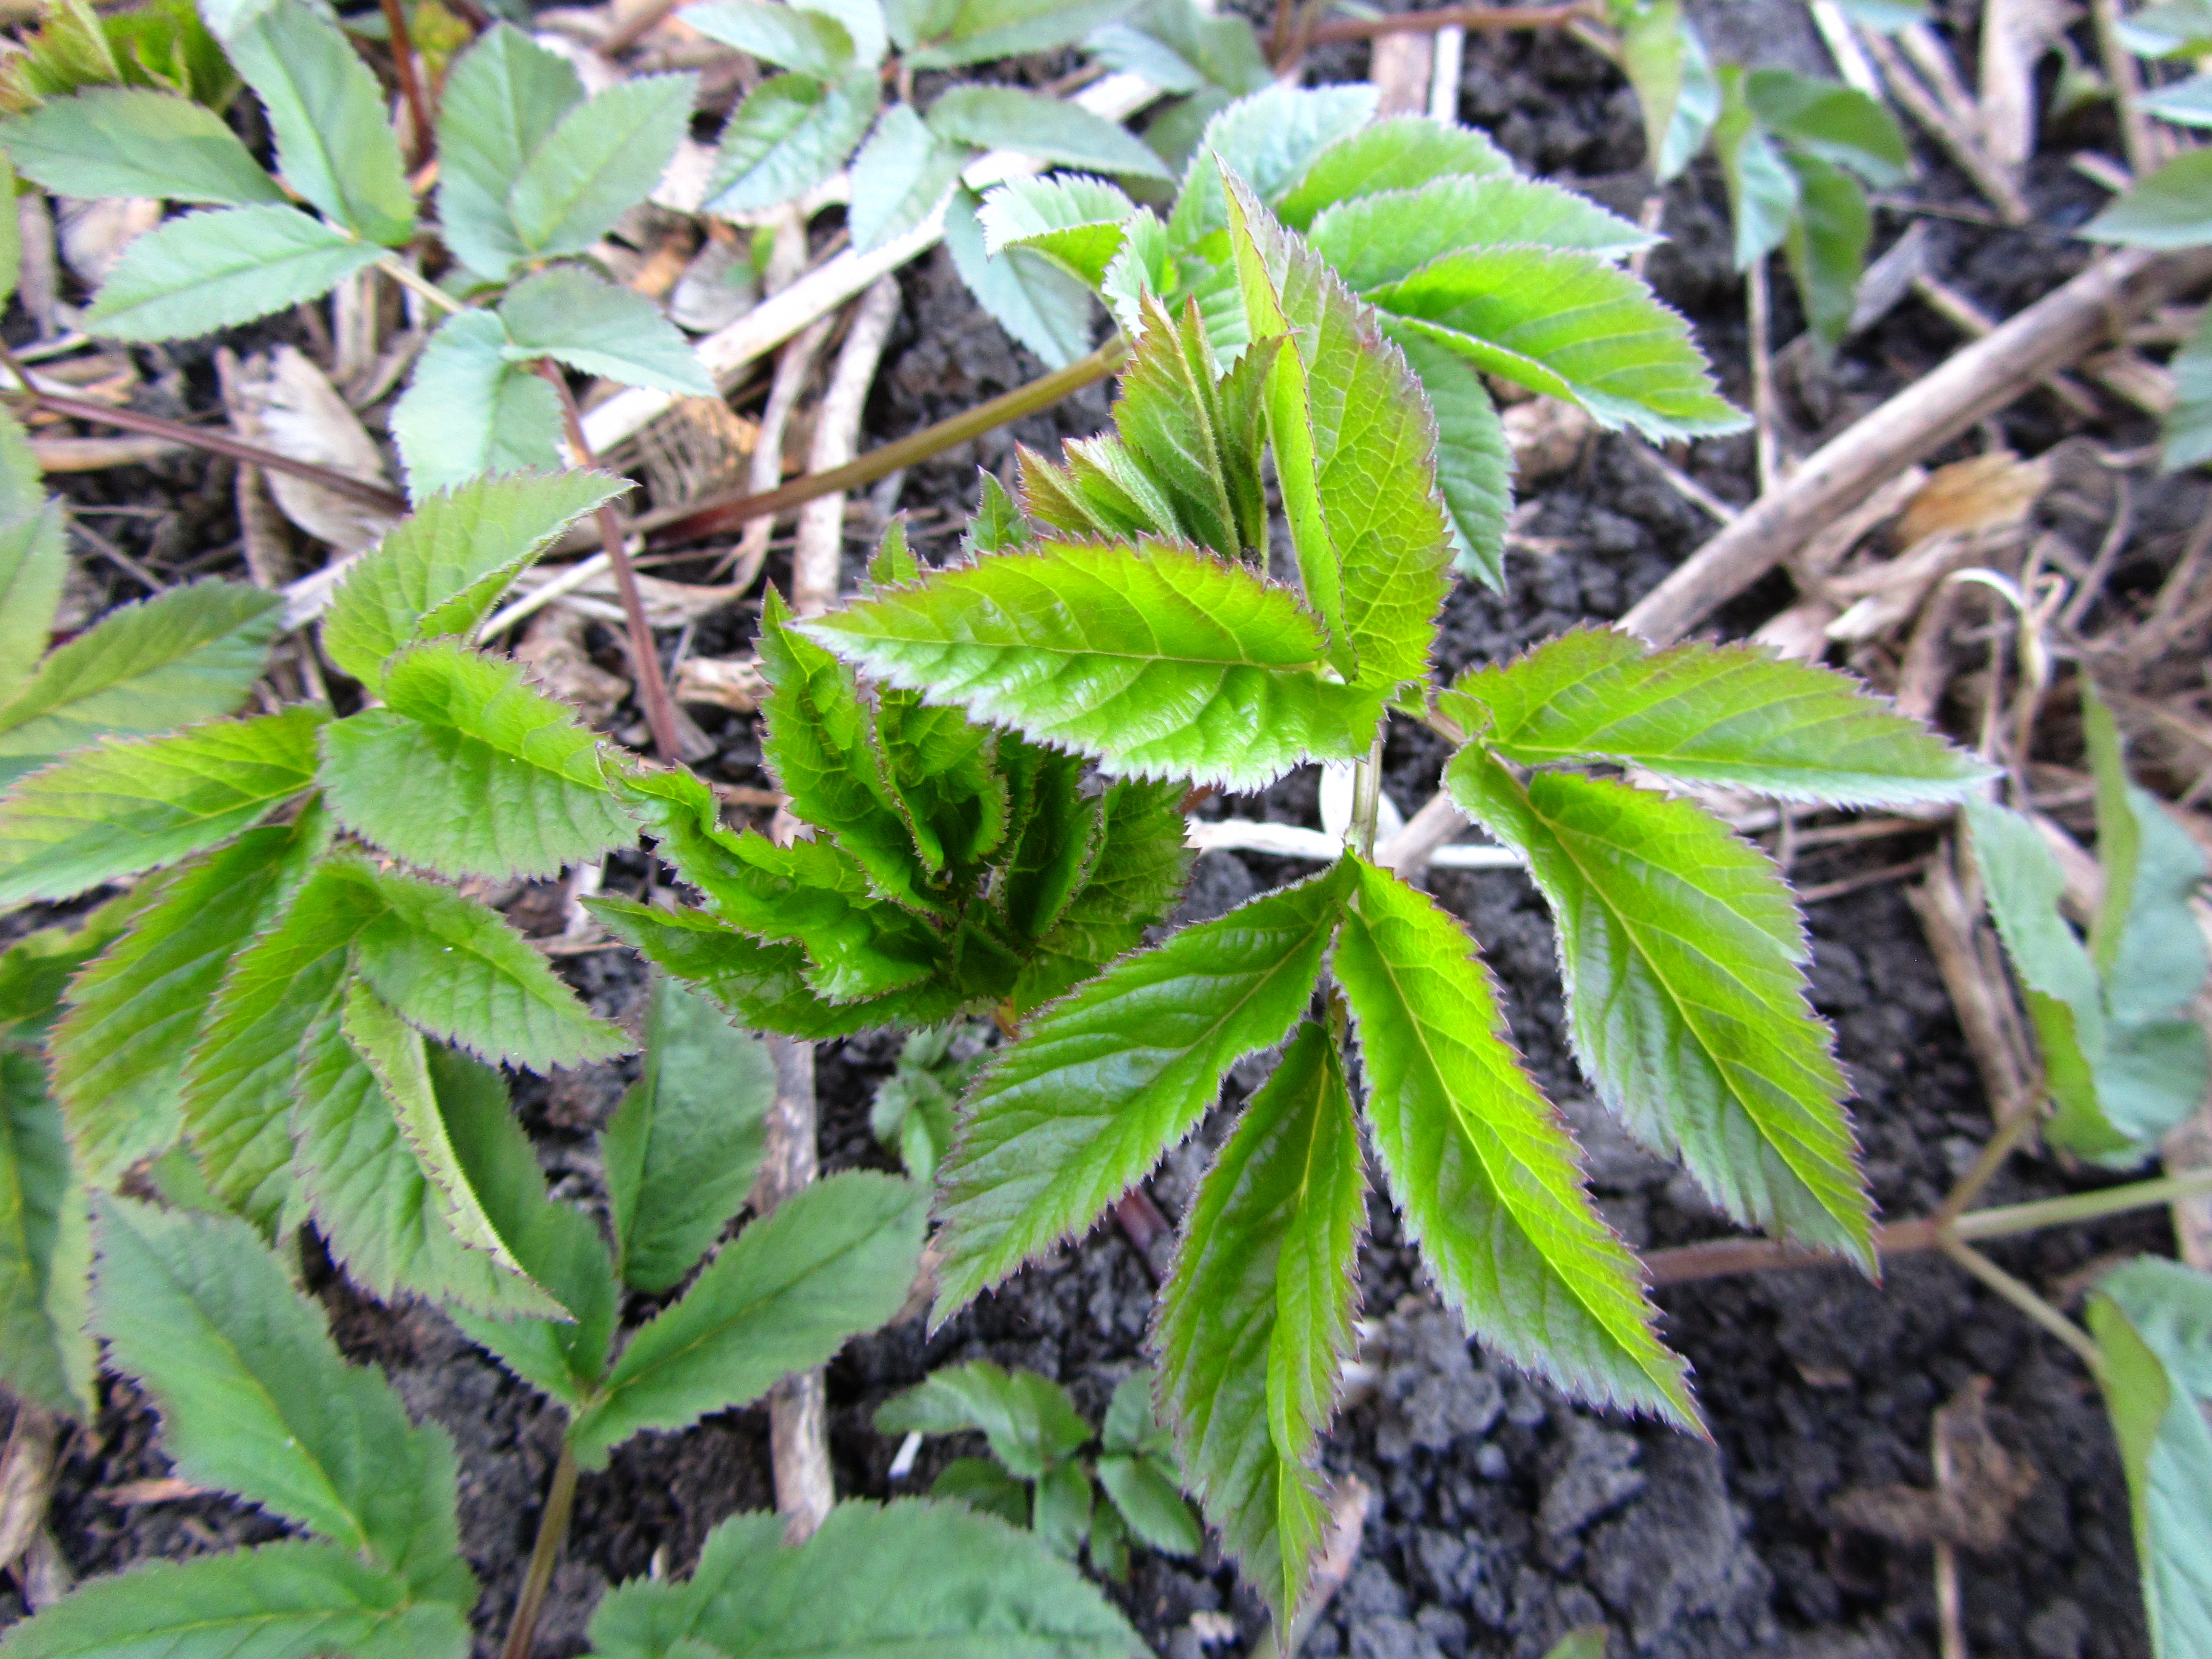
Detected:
left=2118, top=0, right=2212, bottom=55
left=1540, top=1629, right=1612, bottom=1659
left=390, top=310, right=566, bottom=499
left=179, top=859, right=387, bottom=1226
left=1745, top=68, right=1910, bottom=187
left=226, top=0, right=414, bottom=245
left=1334, top=856, right=1696, bottom=1426
left=0, top=1055, right=93, bottom=1417
left=1222, top=172, right=1451, bottom=691
left=2087, top=1258, right=2212, bottom=1659
left=1618, top=0, right=1719, bottom=181
left=1372, top=243, right=1748, bottom=440
left=2138, top=70, right=2212, bottom=126
left=1166, top=83, right=1376, bottom=251
left=1448, top=750, right=1873, bottom=1264
left=897, top=0, right=1130, bottom=69
left=350, top=862, right=633, bottom=1070
left=448, top=1189, right=620, bottom=1407
left=1308, top=177, right=1660, bottom=295
left=978, top=174, right=1136, bottom=287
left=0, top=1541, right=471, bottom=1659
left=0, top=707, right=321, bottom=905
left=54, top=815, right=322, bottom=1185
left=872, top=681, right=1009, bottom=875
left=1275, top=116, right=1515, bottom=232
left=585, top=1499, right=1145, bottom=1658
left=1101, top=1369, right=1169, bottom=1458
left=946, top=185, right=1097, bottom=370
left=2084, top=680, right=2211, bottom=1020
left=1095, top=1454, right=1200, bottom=1557
left=508, top=74, right=698, bottom=260
left=850, top=102, right=971, bottom=252
left=2084, top=151, right=2212, bottom=247
left=1099, top=206, right=1175, bottom=335
left=1155, top=1019, right=1362, bottom=1619
left=1782, top=153, right=1870, bottom=351
left=434, top=22, right=586, bottom=281
left=500, top=267, right=714, bottom=396
left=0, top=898, right=133, bottom=1036
left=291, top=1010, right=578, bottom=1324
left=927, top=86, right=1168, bottom=180
left=1087, top=3, right=1269, bottom=99
left=875, top=1359, right=1091, bottom=1477
left=1392, top=327, right=1511, bottom=590
left=1034, top=1459, right=1092, bottom=1555
left=703, top=68, right=879, bottom=218
left=1442, top=627, right=1995, bottom=804
left=323, top=469, right=628, bottom=688
left=605, top=974, right=777, bottom=1293
left=932, top=863, right=1351, bottom=1323
left=91, top=1196, right=471, bottom=1598
left=0, top=414, right=64, bottom=700
left=82, top=203, right=384, bottom=341
left=320, top=642, right=636, bottom=880
left=1, top=87, right=283, bottom=204
left=932, top=1458, right=1030, bottom=1528
left=568, top=1170, right=925, bottom=1466
left=2161, top=271, right=2212, bottom=472
left=680, top=0, right=855, bottom=74
left=1713, top=66, right=1799, bottom=270
left=0, top=580, right=284, bottom=789
left=1012, top=775, right=1189, bottom=1013
left=799, top=539, right=1382, bottom=790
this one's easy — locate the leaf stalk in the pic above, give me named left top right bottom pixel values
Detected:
left=499, top=1439, right=578, bottom=1659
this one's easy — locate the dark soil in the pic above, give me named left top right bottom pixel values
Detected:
left=7, top=2, right=2207, bottom=1656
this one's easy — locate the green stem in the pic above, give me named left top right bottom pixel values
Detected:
left=499, top=1440, right=578, bottom=1659
left=1948, top=1168, right=2212, bottom=1242
left=1350, top=730, right=1385, bottom=861
left=1939, top=1236, right=2104, bottom=1371
left=378, top=257, right=463, bottom=316
left=637, top=334, right=1130, bottom=550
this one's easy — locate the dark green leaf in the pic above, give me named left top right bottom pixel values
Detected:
left=1095, top=1455, right=1199, bottom=1557
left=1745, top=68, right=1910, bottom=187
left=1783, top=153, right=1870, bottom=351
left=931, top=1459, right=1030, bottom=1528
left=0, top=1054, right=93, bottom=1417
left=508, top=74, right=698, bottom=260
left=1334, top=857, right=1696, bottom=1426
left=875, top=1359, right=1091, bottom=1477
left=1155, top=1019, right=1362, bottom=1618
left=932, top=863, right=1351, bottom=1323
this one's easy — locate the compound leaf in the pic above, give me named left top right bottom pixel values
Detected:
left=1308, top=177, right=1656, bottom=294
left=798, top=539, right=1382, bottom=790
left=0, top=1541, right=470, bottom=1659
left=945, top=185, right=1096, bottom=371
left=1167, top=83, right=1375, bottom=250
left=0, top=1055, right=93, bottom=1418
left=390, top=310, right=566, bottom=500
left=1391, top=327, right=1511, bottom=589
left=226, top=0, right=413, bottom=244
left=55, top=816, right=321, bottom=1185
left=1744, top=67, right=1910, bottom=186
left=91, top=1196, right=470, bottom=1598
left=1443, top=627, right=1994, bottom=804
left=703, top=67, right=879, bottom=218
left=0, top=707, right=322, bottom=906
left=0, top=86, right=283, bottom=204
left=926, top=84, right=1168, bottom=179
left=932, top=863, right=1352, bottom=1323
left=585, top=1499, right=1143, bottom=1659
left=978, top=174, right=1135, bottom=286
left=1275, top=115, right=1514, bottom=231
left=509, top=74, right=697, bottom=260
left=849, top=101, right=970, bottom=252
left=320, top=642, right=635, bottom=881
left=0, top=579, right=283, bottom=788
left=1370, top=245, right=1747, bottom=439
left=499, top=267, right=714, bottom=396
left=351, top=864, right=632, bottom=1071
left=680, top=0, right=854, bottom=75
left=1448, top=751, right=1873, bottom=1264
left=568, top=1171, right=924, bottom=1466
left=898, top=0, right=1128, bottom=68
left=434, top=22, right=586, bottom=280
left=82, top=204, right=381, bottom=341
left=1155, top=1018, right=1363, bottom=1622
left=874, top=1359, right=1091, bottom=1478
left=605, top=974, right=777, bottom=1293
left=322, top=469, right=628, bottom=688
left=1333, top=857, right=1696, bottom=1427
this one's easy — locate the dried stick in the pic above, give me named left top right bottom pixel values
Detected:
left=1621, top=247, right=2212, bottom=649
left=1747, top=257, right=1781, bottom=496
left=1280, top=1, right=1598, bottom=49
left=0, top=1405, right=60, bottom=1579
left=541, top=365, right=685, bottom=763
left=758, top=1031, right=834, bottom=1541
left=1857, top=24, right=2031, bottom=225
left=2091, top=0, right=2159, bottom=180
left=722, top=315, right=834, bottom=588
left=791, top=276, right=901, bottom=615
left=579, top=73, right=1160, bottom=456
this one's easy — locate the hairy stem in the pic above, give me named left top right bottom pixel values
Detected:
left=498, top=1440, right=578, bottom=1659
left=541, top=363, right=686, bottom=762
left=638, top=335, right=1128, bottom=549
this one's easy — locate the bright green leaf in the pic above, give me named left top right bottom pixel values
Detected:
left=500, top=266, right=714, bottom=396
left=390, top=309, right=566, bottom=499
left=799, top=538, right=1383, bottom=790
left=82, top=204, right=383, bottom=341
left=680, top=0, right=854, bottom=74
left=319, top=641, right=636, bottom=880
left=1275, top=115, right=1514, bottom=232
left=977, top=174, right=1135, bottom=286
left=1309, top=177, right=1660, bottom=295
left=0, top=580, right=284, bottom=789
left=2085, top=150, right=2212, bottom=247
left=568, top=1170, right=924, bottom=1466
left=1009, top=773, right=1190, bottom=1014
left=927, top=85, right=1168, bottom=179
left=946, top=185, right=1096, bottom=370
left=1449, top=750, right=1873, bottom=1264
left=874, top=1359, right=1091, bottom=1478
left=1, top=87, right=283, bottom=204
left=508, top=73, right=698, bottom=260
left=1745, top=68, right=1911, bottom=187
left=0, top=1055, right=93, bottom=1418
left=605, top=974, right=777, bottom=1293
left=898, top=0, right=1129, bottom=69
left=1334, top=856, right=1696, bottom=1426
left=434, top=22, right=586, bottom=280
left=1155, top=1019, right=1362, bottom=1619
left=1443, top=627, right=1995, bottom=804
left=1392, top=327, right=1511, bottom=590
left=703, top=67, right=879, bottom=218
left=850, top=101, right=970, bottom=252
left=931, top=863, right=1351, bottom=1324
